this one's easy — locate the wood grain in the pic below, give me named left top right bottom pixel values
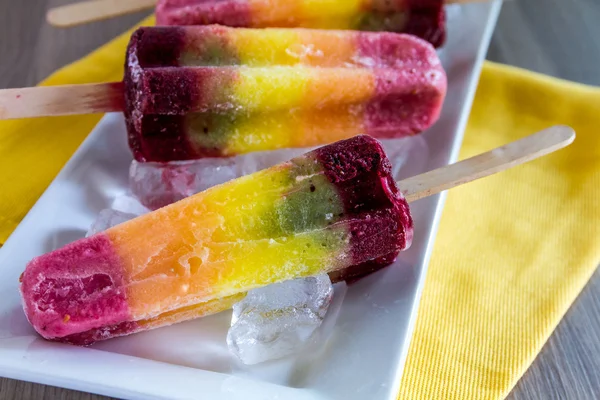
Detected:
left=0, top=0, right=148, bottom=89
left=0, top=0, right=599, bottom=399
left=487, top=0, right=600, bottom=86
left=489, top=2, right=600, bottom=399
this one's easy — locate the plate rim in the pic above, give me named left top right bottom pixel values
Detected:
left=386, top=2, right=503, bottom=399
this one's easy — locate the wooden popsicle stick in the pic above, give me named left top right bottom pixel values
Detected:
left=47, top=0, right=156, bottom=28
left=46, top=0, right=492, bottom=28
left=400, top=126, right=575, bottom=203
left=0, top=82, right=124, bottom=120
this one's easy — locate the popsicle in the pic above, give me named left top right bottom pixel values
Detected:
left=155, top=0, right=447, bottom=47
left=125, top=25, right=447, bottom=161
left=0, top=26, right=446, bottom=161
left=21, top=135, right=413, bottom=344
left=20, top=126, right=575, bottom=345
left=45, top=0, right=464, bottom=49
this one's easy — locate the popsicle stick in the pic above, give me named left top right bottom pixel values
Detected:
left=47, top=0, right=155, bottom=28
left=400, top=126, right=575, bottom=203
left=0, top=82, right=124, bottom=120
left=46, top=0, right=492, bottom=28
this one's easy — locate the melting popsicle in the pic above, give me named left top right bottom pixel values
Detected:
left=19, top=126, right=577, bottom=345
left=21, top=135, right=413, bottom=344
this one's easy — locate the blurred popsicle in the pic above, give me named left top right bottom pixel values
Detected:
left=154, top=0, right=448, bottom=47
left=46, top=0, right=488, bottom=47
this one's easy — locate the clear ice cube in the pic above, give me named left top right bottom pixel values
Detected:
left=110, top=194, right=151, bottom=216
left=227, top=275, right=334, bottom=365
left=86, top=209, right=138, bottom=237
left=129, top=148, right=308, bottom=210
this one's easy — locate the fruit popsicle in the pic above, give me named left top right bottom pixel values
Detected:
left=21, top=135, right=413, bottom=345
left=125, top=25, right=447, bottom=162
left=155, top=0, right=447, bottom=48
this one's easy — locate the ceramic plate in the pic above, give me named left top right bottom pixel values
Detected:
left=0, top=3, right=502, bottom=399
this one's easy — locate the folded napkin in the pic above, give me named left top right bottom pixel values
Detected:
left=399, top=62, right=600, bottom=399
left=1, top=16, right=599, bottom=399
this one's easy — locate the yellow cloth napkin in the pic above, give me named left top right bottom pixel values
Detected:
left=399, top=63, right=600, bottom=399
left=1, top=16, right=599, bottom=400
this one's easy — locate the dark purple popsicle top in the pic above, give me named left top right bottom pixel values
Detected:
left=315, top=135, right=413, bottom=263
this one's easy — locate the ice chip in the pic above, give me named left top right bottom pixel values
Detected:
left=86, top=209, right=138, bottom=237
left=232, top=274, right=333, bottom=322
left=130, top=158, right=237, bottom=210
left=227, top=275, right=334, bottom=365
left=129, top=148, right=310, bottom=210
left=110, top=194, right=151, bottom=216
left=228, top=307, right=324, bottom=366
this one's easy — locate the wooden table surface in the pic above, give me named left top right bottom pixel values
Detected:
left=1, top=0, right=599, bottom=398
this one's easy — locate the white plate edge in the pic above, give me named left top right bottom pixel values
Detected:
left=387, top=1, right=503, bottom=399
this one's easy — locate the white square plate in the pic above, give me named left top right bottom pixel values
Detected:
left=0, top=3, right=501, bottom=399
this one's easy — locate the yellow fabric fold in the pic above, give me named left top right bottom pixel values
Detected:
left=1, top=16, right=598, bottom=400
left=399, top=63, right=600, bottom=399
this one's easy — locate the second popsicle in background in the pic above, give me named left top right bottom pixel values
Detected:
left=47, top=0, right=451, bottom=48
left=126, top=25, right=447, bottom=161
left=0, top=26, right=447, bottom=161
left=156, top=0, right=447, bottom=47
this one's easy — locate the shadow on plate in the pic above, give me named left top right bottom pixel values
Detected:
left=44, top=228, right=87, bottom=253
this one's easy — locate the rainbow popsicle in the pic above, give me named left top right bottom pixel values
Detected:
left=20, top=135, right=413, bottom=345
left=155, top=0, right=447, bottom=48
left=124, top=25, right=447, bottom=162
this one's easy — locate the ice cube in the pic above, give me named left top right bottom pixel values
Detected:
left=129, top=136, right=428, bottom=210
left=110, top=194, right=151, bottom=216
left=227, top=275, right=334, bottom=365
left=232, top=274, right=333, bottom=323
left=129, top=148, right=309, bottom=210
left=86, top=209, right=138, bottom=237
left=129, top=158, right=238, bottom=210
